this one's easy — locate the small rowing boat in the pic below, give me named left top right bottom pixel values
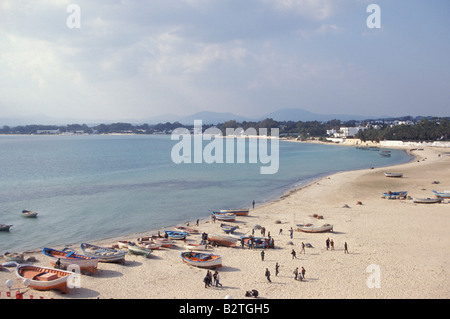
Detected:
left=432, top=190, right=450, bottom=199
left=384, top=172, right=403, bottom=178
left=211, top=212, right=236, bottom=221
left=382, top=191, right=408, bottom=199
left=16, top=264, right=73, bottom=293
left=138, top=236, right=175, bottom=248
left=221, top=224, right=237, bottom=234
left=174, top=226, right=198, bottom=234
left=22, top=210, right=38, bottom=218
left=181, top=252, right=222, bottom=269
left=241, top=236, right=274, bottom=248
left=219, top=209, right=249, bottom=216
left=296, top=223, right=334, bottom=233
left=0, top=224, right=12, bottom=231
left=42, top=247, right=98, bottom=274
left=413, top=198, right=442, bottom=204
left=80, top=243, right=127, bottom=264
left=127, top=242, right=152, bottom=257
left=4, top=252, right=24, bottom=262
left=207, top=234, right=238, bottom=247
left=164, top=230, right=188, bottom=240
left=138, top=241, right=162, bottom=250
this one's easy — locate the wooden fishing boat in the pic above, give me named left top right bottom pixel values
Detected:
left=174, top=226, right=198, bottom=234
left=413, top=198, right=442, bottom=204
left=184, top=243, right=208, bottom=251
left=80, top=243, right=127, bottom=264
left=4, top=252, right=24, bottom=262
left=241, top=236, right=274, bottom=248
left=164, top=230, right=188, bottom=240
left=382, top=191, right=408, bottom=199
left=296, top=223, right=334, bottom=233
left=219, top=209, right=249, bottom=216
left=0, top=224, right=12, bottom=231
left=42, top=247, right=98, bottom=274
left=221, top=224, right=237, bottom=234
left=117, top=241, right=129, bottom=249
left=127, top=242, right=152, bottom=257
left=16, top=264, right=73, bottom=293
left=138, top=236, right=175, bottom=248
left=432, top=190, right=450, bottom=199
left=207, top=234, right=238, bottom=247
left=211, top=212, right=236, bottom=221
left=180, top=252, right=222, bottom=268
left=22, top=210, right=38, bottom=218
left=384, top=172, right=403, bottom=178
left=137, top=241, right=162, bottom=250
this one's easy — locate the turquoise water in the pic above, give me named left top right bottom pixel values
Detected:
left=0, top=135, right=412, bottom=253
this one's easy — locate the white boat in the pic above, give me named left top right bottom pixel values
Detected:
left=127, top=242, right=152, bottom=257
left=384, top=172, right=403, bottom=178
left=219, top=209, right=249, bottom=216
left=181, top=252, right=222, bottom=268
left=22, top=210, right=38, bottom=218
left=211, top=212, right=236, bottom=221
left=413, top=198, right=442, bottom=204
left=296, top=223, right=334, bottom=233
left=16, top=264, right=73, bottom=293
left=80, top=243, right=127, bottom=264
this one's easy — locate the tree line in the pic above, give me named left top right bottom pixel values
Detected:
left=1, top=117, right=448, bottom=141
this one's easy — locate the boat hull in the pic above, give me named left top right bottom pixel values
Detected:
left=219, top=209, right=249, bottom=216
left=184, top=243, right=208, bottom=251
left=80, top=243, right=127, bottom=264
left=384, top=172, right=403, bottom=178
left=432, top=190, right=450, bottom=199
left=128, top=243, right=152, bottom=257
left=207, top=234, right=238, bottom=247
left=16, top=264, right=73, bottom=293
left=164, top=230, right=188, bottom=240
left=413, top=198, right=442, bottom=204
left=296, top=224, right=334, bottom=233
left=181, top=252, right=222, bottom=269
left=42, top=248, right=98, bottom=274
left=211, top=212, right=236, bottom=221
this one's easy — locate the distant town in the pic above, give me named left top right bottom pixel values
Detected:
left=0, top=116, right=448, bottom=142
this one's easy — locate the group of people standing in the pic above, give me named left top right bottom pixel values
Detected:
left=203, top=270, right=222, bottom=288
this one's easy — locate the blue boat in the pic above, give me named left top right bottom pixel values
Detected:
left=221, top=224, right=237, bottom=234
left=382, top=191, right=407, bottom=199
left=164, top=230, right=188, bottom=240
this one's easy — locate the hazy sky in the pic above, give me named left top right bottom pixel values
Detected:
left=1, top=0, right=449, bottom=122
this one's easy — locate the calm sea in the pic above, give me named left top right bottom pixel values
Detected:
left=0, top=135, right=412, bottom=253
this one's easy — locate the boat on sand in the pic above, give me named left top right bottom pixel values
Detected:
left=296, top=223, right=334, bottom=233
left=80, top=243, right=127, bottom=264
left=207, top=234, right=238, bottom=247
left=181, top=252, right=222, bottom=269
left=42, top=247, right=98, bottom=274
left=16, top=264, right=73, bottom=293
left=384, top=172, right=403, bottom=178
left=432, top=190, right=450, bottom=199
left=413, top=198, right=442, bottom=204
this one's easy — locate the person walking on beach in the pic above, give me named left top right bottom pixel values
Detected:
left=261, top=250, right=265, bottom=261
left=330, top=239, right=334, bottom=250
left=275, top=262, right=280, bottom=276
left=213, top=271, right=222, bottom=287
left=279, top=228, right=283, bottom=235
left=293, top=267, right=299, bottom=280
left=291, top=249, right=297, bottom=259
left=252, top=200, right=255, bottom=209
left=265, top=268, right=271, bottom=282
left=344, top=242, right=349, bottom=254
left=289, top=227, right=293, bottom=239
left=300, top=242, right=306, bottom=254
left=326, top=238, right=330, bottom=250
left=301, top=267, right=306, bottom=279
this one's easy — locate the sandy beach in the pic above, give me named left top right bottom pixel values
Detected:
left=1, top=146, right=449, bottom=299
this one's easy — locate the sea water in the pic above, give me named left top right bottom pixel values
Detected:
left=0, top=135, right=412, bottom=253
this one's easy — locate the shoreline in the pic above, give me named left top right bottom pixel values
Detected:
left=1, top=145, right=448, bottom=299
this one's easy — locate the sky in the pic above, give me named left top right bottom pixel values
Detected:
left=0, top=0, right=449, bottom=123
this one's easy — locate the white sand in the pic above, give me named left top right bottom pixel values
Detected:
left=1, top=146, right=449, bottom=299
